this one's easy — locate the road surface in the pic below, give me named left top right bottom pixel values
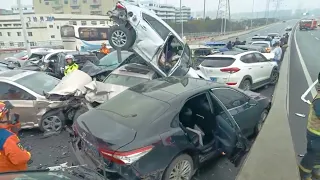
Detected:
left=289, top=26, right=320, bottom=164
left=3, top=20, right=296, bottom=179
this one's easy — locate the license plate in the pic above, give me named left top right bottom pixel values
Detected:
left=210, top=77, right=217, bottom=82
left=81, top=140, right=99, bottom=158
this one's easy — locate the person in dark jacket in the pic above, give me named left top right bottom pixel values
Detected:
left=226, top=41, right=233, bottom=50
left=233, top=37, right=241, bottom=46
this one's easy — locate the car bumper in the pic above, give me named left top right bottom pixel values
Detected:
left=69, top=136, right=141, bottom=180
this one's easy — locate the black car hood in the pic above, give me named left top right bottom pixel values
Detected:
left=81, top=61, right=111, bottom=77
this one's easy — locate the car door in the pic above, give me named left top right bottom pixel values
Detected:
left=211, top=88, right=260, bottom=136
left=132, top=13, right=167, bottom=65
left=253, top=52, right=273, bottom=81
left=239, top=53, right=264, bottom=84
left=208, top=90, right=248, bottom=167
left=0, top=82, right=37, bottom=127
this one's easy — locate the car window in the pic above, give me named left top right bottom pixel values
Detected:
left=171, top=44, right=190, bottom=76
left=103, top=74, right=150, bottom=87
left=13, top=51, right=27, bottom=58
left=142, top=13, right=170, bottom=40
left=73, top=55, right=99, bottom=66
left=200, top=57, right=236, bottom=67
left=194, top=49, right=203, bottom=56
left=28, top=53, right=44, bottom=60
left=240, top=53, right=257, bottom=63
left=211, top=88, right=248, bottom=109
left=254, top=53, right=268, bottom=62
left=0, top=82, right=35, bottom=100
left=14, top=72, right=60, bottom=95
left=252, top=43, right=269, bottom=48
left=98, top=51, right=133, bottom=66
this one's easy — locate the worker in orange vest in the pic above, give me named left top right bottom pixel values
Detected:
left=0, top=101, right=32, bottom=173
left=100, top=43, right=110, bottom=55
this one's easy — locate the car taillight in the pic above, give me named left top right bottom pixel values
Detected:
left=116, top=2, right=126, bottom=9
left=220, top=67, right=240, bottom=73
left=99, top=145, right=153, bottom=165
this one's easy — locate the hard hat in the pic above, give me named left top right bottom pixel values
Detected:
left=65, top=54, right=74, bottom=60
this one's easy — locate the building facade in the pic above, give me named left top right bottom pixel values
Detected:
left=0, top=14, right=111, bottom=48
left=11, top=5, right=35, bottom=14
left=141, top=1, right=191, bottom=22
left=33, top=0, right=116, bottom=15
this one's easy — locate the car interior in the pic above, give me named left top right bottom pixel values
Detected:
left=178, top=93, right=225, bottom=151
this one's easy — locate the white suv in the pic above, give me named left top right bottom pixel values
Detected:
left=198, top=51, right=279, bottom=90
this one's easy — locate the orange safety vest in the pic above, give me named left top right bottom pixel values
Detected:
left=100, top=47, right=110, bottom=55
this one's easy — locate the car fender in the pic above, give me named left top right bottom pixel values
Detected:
left=240, top=75, right=253, bottom=84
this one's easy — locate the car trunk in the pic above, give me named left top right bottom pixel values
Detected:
left=199, top=57, right=236, bottom=83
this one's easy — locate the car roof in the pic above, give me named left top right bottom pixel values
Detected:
left=189, top=45, right=211, bottom=49
left=111, top=63, right=155, bottom=79
left=252, top=36, right=268, bottom=39
left=251, top=41, right=269, bottom=44
left=236, top=45, right=263, bottom=50
left=206, top=50, right=255, bottom=58
left=0, top=70, right=37, bottom=81
left=129, top=77, right=225, bottom=102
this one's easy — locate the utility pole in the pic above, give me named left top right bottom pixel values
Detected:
left=250, top=0, right=254, bottom=29
left=217, top=0, right=230, bottom=35
left=17, top=0, right=31, bottom=56
left=265, top=0, right=270, bottom=25
left=203, top=0, right=206, bottom=19
left=180, top=0, right=183, bottom=38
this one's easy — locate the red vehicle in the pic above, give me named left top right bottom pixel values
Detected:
left=300, top=19, right=317, bottom=30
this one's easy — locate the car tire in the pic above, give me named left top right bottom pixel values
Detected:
left=254, top=109, right=269, bottom=135
left=40, top=110, right=66, bottom=132
left=162, top=154, right=194, bottom=180
left=239, top=79, right=251, bottom=91
left=107, top=25, right=135, bottom=50
left=269, top=69, right=279, bottom=85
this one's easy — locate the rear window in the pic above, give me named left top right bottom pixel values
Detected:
left=251, top=43, right=269, bottom=48
left=103, top=74, right=150, bottom=87
left=74, top=55, right=99, bottom=65
left=200, top=57, right=235, bottom=68
left=15, top=72, right=60, bottom=95
left=97, top=90, right=170, bottom=129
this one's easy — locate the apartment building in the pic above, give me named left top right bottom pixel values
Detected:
left=33, top=0, right=117, bottom=15
left=175, top=6, right=192, bottom=22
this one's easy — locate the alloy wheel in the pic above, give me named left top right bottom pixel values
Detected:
left=242, top=80, right=251, bottom=91
left=270, top=71, right=279, bottom=84
left=111, top=30, right=127, bottom=47
left=169, top=160, right=192, bottom=180
left=42, top=116, right=63, bottom=131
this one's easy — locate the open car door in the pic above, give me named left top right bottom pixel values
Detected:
left=210, top=92, right=250, bottom=167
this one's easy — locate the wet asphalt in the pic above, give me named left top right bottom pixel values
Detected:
left=2, top=20, right=298, bottom=179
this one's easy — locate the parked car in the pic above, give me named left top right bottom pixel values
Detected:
left=5, top=48, right=54, bottom=60
left=285, top=26, right=292, bottom=31
left=189, top=45, right=217, bottom=67
left=0, top=70, right=63, bottom=131
left=197, top=51, right=279, bottom=90
left=106, top=1, right=206, bottom=79
left=70, top=76, right=271, bottom=180
left=235, top=44, right=275, bottom=60
left=267, top=33, right=281, bottom=41
left=204, top=41, right=227, bottom=50
left=250, top=36, right=272, bottom=44
left=250, top=41, right=272, bottom=53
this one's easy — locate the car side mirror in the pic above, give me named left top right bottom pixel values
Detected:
left=248, top=99, right=257, bottom=106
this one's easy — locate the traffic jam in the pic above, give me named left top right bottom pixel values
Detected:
left=0, top=1, right=291, bottom=180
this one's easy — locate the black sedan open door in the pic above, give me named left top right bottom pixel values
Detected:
left=210, top=92, right=250, bottom=167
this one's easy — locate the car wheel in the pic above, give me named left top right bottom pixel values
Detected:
left=269, top=70, right=279, bottom=85
left=162, top=154, right=193, bottom=180
left=40, top=110, right=65, bottom=132
left=239, top=79, right=251, bottom=91
left=107, top=25, right=135, bottom=50
left=254, top=109, right=268, bottom=135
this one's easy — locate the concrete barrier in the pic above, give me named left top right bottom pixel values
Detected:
left=236, top=25, right=300, bottom=180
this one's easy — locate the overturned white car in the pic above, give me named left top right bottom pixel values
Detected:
left=107, top=1, right=208, bottom=80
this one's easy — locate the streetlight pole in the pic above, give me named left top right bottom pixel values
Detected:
left=180, top=0, right=183, bottom=38
left=250, top=0, right=254, bottom=29
left=17, top=0, right=31, bottom=56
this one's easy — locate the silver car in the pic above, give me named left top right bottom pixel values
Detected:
left=107, top=1, right=207, bottom=80
left=0, top=70, right=61, bottom=131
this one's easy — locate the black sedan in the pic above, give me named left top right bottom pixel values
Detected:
left=70, top=77, right=271, bottom=180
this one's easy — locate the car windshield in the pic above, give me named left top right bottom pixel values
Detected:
left=252, top=43, right=269, bottom=48
left=98, top=51, right=133, bottom=66
left=103, top=74, right=150, bottom=87
left=13, top=51, right=27, bottom=58
left=15, top=72, right=60, bottom=95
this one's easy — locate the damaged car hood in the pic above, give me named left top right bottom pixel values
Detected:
left=84, top=81, right=129, bottom=103
left=47, top=70, right=92, bottom=96
left=81, top=61, right=113, bottom=77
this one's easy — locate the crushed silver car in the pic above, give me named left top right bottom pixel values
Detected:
left=107, top=1, right=208, bottom=80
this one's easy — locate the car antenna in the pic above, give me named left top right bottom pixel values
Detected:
left=81, top=121, right=107, bottom=178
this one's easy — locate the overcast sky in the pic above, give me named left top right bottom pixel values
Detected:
left=1, top=0, right=317, bottom=13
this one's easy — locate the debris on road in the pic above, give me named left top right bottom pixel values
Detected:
left=295, top=113, right=306, bottom=118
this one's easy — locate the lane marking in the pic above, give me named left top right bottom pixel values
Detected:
left=316, top=37, right=319, bottom=40
left=294, top=26, right=317, bottom=97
